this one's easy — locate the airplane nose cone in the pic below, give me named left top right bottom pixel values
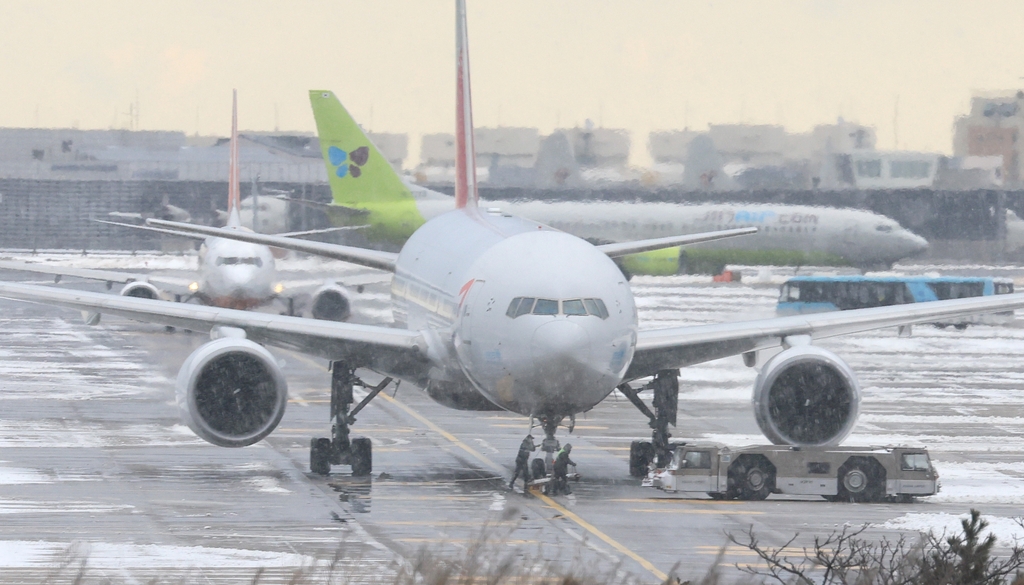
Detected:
left=906, top=232, right=929, bottom=255
left=531, top=320, right=591, bottom=379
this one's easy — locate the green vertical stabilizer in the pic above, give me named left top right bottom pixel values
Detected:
left=309, top=90, right=425, bottom=243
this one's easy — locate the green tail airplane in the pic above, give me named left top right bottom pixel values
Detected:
left=308, top=90, right=927, bottom=274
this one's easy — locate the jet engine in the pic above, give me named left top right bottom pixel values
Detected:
left=752, top=345, right=860, bottom=446
left=120, top=281, right=162, bottom=300
left=310, top=284, right=351, bottom=321
left=176, top=338, right=288, bottom=448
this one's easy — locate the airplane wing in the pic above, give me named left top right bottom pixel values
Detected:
left=0, top=282, right=431, bottom=383
left=625, top=292, right=1024, bottom=380
left=596, top=227, right=757, bottom=258
left=147, top=219, right=397, bottom=272
left=96, top=219, right=209, bottom=241
left=0, top=260, right=191, bottom=291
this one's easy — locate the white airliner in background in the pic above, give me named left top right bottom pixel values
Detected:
left=0, top=92, right=360, bottom=322
left=3, top=0, right=1024, bottom=488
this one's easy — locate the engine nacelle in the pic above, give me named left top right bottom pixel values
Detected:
left=176, top=338, right=288, bottom=448
left=120, top=281, right=162, bottom=300
left=310, top=284, right=351, bottom=321
left=752, top=345, right=860, bottom=446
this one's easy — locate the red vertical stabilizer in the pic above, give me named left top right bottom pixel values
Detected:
left=454, top=0, right=478, bottom=209
left=226, top=89, right=242, bottom=227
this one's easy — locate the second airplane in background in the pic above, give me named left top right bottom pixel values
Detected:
left=0, top=91, right=360, bottom=322
left=304, top=90, right=928, bottom=273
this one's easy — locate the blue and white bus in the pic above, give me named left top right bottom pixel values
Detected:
left=777, top=276, right=1015, bottom=328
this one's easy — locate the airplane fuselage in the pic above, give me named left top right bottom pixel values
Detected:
left=404, top=190, right=927, bottom=269
left=197, top=235, right=278, bottom=309
left=391, top=208, right=637, bottom=418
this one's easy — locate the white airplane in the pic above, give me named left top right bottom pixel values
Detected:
left=3, top=1, right=1024, bottom=489
left=0, top=91, right=358, bottom=322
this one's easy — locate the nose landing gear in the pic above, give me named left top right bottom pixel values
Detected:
left=525, top=415, right=580, bottom=493
left=619, top=369, right=679, bottom=477
left=309, top=361, right=392, bottom=477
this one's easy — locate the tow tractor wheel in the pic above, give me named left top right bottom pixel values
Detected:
left=531, top=458, right=547, bottom=479
left=350, top=436, right=372, bottom=476
left=310, top=438, right=332, bottom=476
left=629, top=440, right=655, bottom=477
left=731, top=456, right=774, bottom=500
left=836, top=459, right=884, bottom=503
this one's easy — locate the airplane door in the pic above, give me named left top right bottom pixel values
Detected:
left=456, top=279, right=485, bottom=355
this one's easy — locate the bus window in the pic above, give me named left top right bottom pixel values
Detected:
left=996, top=282, right=1014, bottom=295
left=901, top=453, right=930, bottom=472
left=681, top=451, right=711, bottom=469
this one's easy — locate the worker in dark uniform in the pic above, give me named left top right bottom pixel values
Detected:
left=509, top=435, right=536, bottom=492
left=551, top=443, right=576, bottom=495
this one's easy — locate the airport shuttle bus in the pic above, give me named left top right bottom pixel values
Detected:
left=649, top=442, right=938, bottom=503
left=777, top=276, right=1015, bottom=328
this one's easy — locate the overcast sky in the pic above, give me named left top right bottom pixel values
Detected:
left=2, top=1, right=1023, bottom=165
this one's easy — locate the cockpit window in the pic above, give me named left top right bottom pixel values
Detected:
left=875, top=224, right=893, bottom=233
left=586, top=298, right=609, bottom=319
left=533, top=299, right=559, bottom=315
left=513, top=297, right=535, bottom=317
left=505, top=298, right=522, bottom=318
left=216, top=256, right=263, bottom=267
left=506, top=296, right=610, bottom=319
left=562, top=299, right=587, bottom=315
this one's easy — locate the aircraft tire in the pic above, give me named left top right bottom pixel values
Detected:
left=310, top=438, right=332, bottom=476
left=350, top=437, right=372, bottom=476
left=629, top=440, right=654, bottom=477
left=531, top=458, right=547, bottom=479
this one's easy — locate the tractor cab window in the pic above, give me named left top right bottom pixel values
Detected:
left=901, top=453, right=930, bottom=472
left=681, top=450, right=712, bottom=469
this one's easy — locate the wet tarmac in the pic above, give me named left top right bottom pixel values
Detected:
left=1, top=256, right=1024, bottom=582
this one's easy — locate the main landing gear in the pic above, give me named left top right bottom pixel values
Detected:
left=310, top=361, right=392, bottom=477
left=618, top=369, right=679, bottom=477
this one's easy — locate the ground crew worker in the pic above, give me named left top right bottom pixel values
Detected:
left=509, top=435, right=536, bottom=492
left=551, top=443, right=576, bottom=495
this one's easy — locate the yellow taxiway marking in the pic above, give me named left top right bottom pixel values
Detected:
left=628, top=508, right=764, bottom=515
left=396, top=538, right=538, bottom=545
left=491, top=423, right=609, bottom=430
left=533, top=490, right=668, bottom=582
left=609, top=498, right=751, bottom=505
left=380, top=520, right=517, bottom=527
left=282, top=349, right=668, bottom=583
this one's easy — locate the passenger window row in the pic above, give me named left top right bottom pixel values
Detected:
left=506, top=297, right=609, bottom=319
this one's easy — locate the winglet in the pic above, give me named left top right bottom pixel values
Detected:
left=226, top=89, right=242, bottom=228
left=454, top=0, right=478, bottom=209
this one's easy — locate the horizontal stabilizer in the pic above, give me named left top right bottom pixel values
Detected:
left=147, top=219, right=397, bottom=272
left=284, top=197, right=370, bottom=217
left=597, top=227, right=757, bottom=258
